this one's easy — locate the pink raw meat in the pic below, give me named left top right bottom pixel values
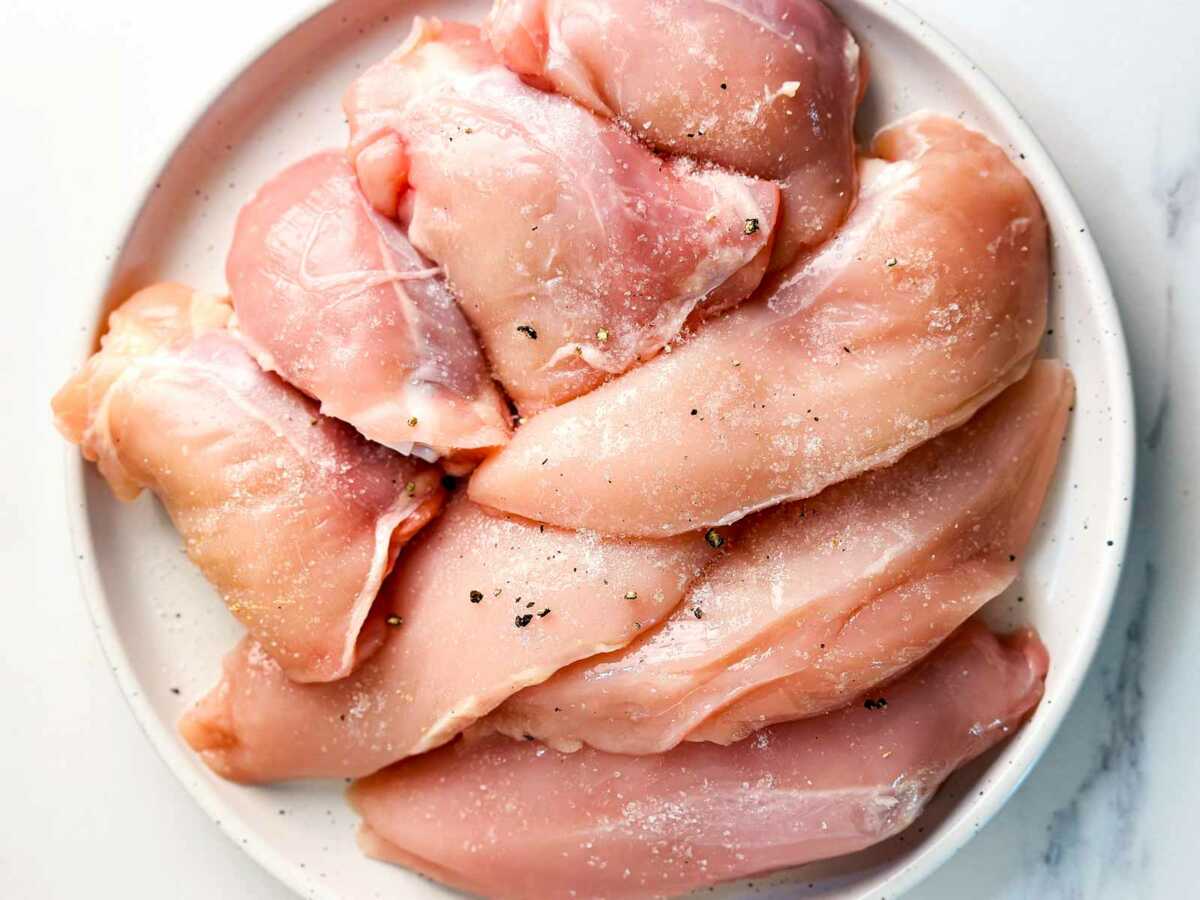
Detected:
left=482, top=361, right=1071, bottom=754
left=227, top=151, right=511, bottom=471
left=180, top=495, right=715, bottom=781
left=470, top=114, right=1049, bottom=536
left=344, top=18, right=780, bottom=413
left=53, top=284, right=443, bottom=682
left=487, top=0, right=865, bottom=266
left=351, top=620, right=1048, bottom=900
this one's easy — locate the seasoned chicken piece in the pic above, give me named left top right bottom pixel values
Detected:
left=52, top=284, right=443, bottom=682
left=481, top=362, right=1071, bottom=753
left=179, top=496, right=714, bottom=782
left=470, top=115, right=1049, bottom=536
left=227, top=152, right=510, bottom=472
left=351, top=621, right=1048, bottom=900
left=344, top=18, right=780, bottom=413
left=487, top=0, right=864, bottom=267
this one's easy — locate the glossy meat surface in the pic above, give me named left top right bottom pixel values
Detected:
left=352, top=621, right=1048, bottom=900
left=484, top=362, right=1071, bottom=753
left=345, top=18, right=780, bottom=413
left=470, top=114, right=1050, bottom=535
left=179, top=496, right=714, bottom=781
left=53, top=284, right=443, bottom=682
left=227, top=151, right=510, bottom=469
left=487, top=0, right=864, bottom=266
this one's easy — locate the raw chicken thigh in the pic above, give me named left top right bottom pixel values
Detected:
left=180, top=496, right=715, bottom=781
left=352, top=621, right=1048, bottom=900
left=227, top=151, right=510, bottom=470
left=344, top=18, right=780, bottom=413
left=470, top=114, right=1049, bottom=536
left=482, top=362, right=1072, bottom=754
left=486, top=0, right=864, bottom=266
left=53, top=284, right=444, bottom=683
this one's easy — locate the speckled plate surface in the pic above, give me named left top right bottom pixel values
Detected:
left=65, top=0, right=1135, bottom=897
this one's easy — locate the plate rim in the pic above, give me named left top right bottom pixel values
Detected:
left=63, top=1, right=1138, bottom=898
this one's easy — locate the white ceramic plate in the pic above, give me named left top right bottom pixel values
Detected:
left=65, top=1, right=1136, bottom=897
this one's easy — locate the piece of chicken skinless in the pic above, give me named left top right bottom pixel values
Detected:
left=52, top=283, right=444, bottom=683
left=227, top=151, right=511, bottom=473
left=479, top=361, right=1071, bottom=754
left=350, top=620, right=1048, bottom=900
left=486, top=0, right=866, bottom=268
left=344, top=17, right=780, bottom=414
left=469, top=114, right=1050, bottom=537
left=179, top=495, right=716, bottom=782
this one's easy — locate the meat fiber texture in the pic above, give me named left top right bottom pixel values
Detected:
left=179, top=495, right=717, bottom=782
left=344, top=18, right=780, bottom=414
left=52, top=284, right=444, bottom=682
left=351, top=620, right=1049, bottom=900
left=487, top=0, right=865, bottom=267
left=470, top=114, right=1050, bottom=537
left=481, top=361, right=1072, bottom=754
left=227, top=151, right=511, bottom=472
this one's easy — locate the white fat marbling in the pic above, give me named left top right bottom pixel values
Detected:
left=4, top=0, right=1199, bottom=898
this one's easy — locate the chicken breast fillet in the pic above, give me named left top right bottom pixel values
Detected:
left=351, top=620, right=1048, bottom=900
left=481, top=361, right=1071, bottom=754
left=470, top=114, right=1050, bottom=536
left=227, top=151, right=511, bottom=471
left=52, top=284, right=444, bottom=682
left=179, top=496, right=715, bottom=782
left=345, top=17, right=780, bottom=413
left=486, top=0, right=865, bottom=266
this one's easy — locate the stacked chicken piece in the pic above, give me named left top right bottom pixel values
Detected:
left=54, top=2, right=1069, bottom=897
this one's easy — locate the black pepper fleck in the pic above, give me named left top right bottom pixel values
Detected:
left=516, top=324, right=538, bottom=340
left=514, top=613, right=534, bottom=628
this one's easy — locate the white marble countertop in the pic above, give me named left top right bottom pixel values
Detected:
left=4, top=0, right=1196, bottom=896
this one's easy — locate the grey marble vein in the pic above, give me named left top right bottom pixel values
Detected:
left=1144, top=286, right=1173, bottom=453
left=1038, top=562, right=1153, bottom=889
left=1164, top=166, right=1198, bottom=241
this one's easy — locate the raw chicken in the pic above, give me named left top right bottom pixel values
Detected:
left=486, top=0, right=864, bottom=267
left=52, top=284, right=444, bottom=683
left=227, top=151, right=510, bottom=471
left=469, top=114, right=1049, bottom=536
left=344, top=18, right=780, bottom=413
left=351, top=621, right=1048, bottom=900
left=179, top=496, right=715, bottom=782
left=482, top=361, right=1071, bottom=754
